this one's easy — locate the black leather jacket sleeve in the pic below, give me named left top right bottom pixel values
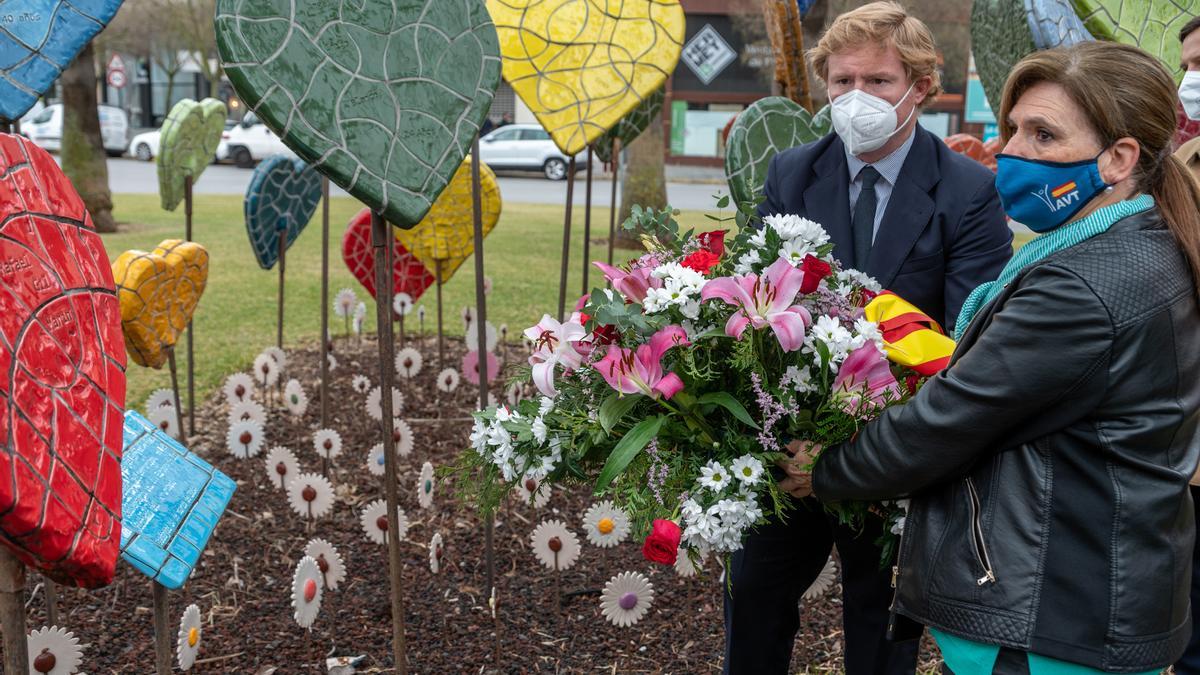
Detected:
left=814, top=261, right=1114, bottom=502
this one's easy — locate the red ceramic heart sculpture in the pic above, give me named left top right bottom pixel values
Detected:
left=0, top=134, right=126, bottom=588
left=342, top=208, right=435, bottom=305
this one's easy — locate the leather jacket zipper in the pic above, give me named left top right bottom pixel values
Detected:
left=965, top=478, right=997, bottom=585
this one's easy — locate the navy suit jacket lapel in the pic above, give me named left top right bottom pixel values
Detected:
left=866, top=127, right=940, bottom=287
left=801, top=136, right=854, bottom=268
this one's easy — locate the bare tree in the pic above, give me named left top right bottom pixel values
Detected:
left=615, top=110, right=667, bottom=248
left=60, top=43, right=116, bottom=232
left=179, top=0, right=222, bottom=96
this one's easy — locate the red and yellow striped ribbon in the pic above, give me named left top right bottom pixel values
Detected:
left=863, top=291, right=956, bottom=376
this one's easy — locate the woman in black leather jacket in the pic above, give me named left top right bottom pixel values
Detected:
left=788, top=42, right=1200, bottom=674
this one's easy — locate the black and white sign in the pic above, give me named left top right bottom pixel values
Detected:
left=680, top=24, right=736, bottom=86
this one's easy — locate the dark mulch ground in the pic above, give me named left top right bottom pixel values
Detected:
left=13, top=333, right=944, bottom=674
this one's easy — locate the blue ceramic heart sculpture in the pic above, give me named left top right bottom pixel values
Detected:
left=244, top=155, right=321, bottom=270
left=0, top=0, right=126, bottom=122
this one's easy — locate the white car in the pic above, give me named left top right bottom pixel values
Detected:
left=131, top=120, right=237, bottom=162
left=218, top=111, right=297, bottom=167
left=477, top=124, right=592, bottom=180
left=24, top=103, right=129, bottom=156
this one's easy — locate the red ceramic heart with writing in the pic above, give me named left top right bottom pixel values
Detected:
left=342, top=208, right=435, bottom=306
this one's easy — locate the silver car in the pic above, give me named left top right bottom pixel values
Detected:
left=477, top=124, right=592, bottom=180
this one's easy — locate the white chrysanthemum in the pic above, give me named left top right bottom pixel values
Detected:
left=781, top=365, right=817, bottom=394
left=600, top=571, right=655, bottom=627
left=360, top=499, right=409, bottom=545
left=391, top=419, right=415, bottom=457
left=779, top=238, right=816, bottom=266
left=291, top=556, right=324, bottom=628
left=429, top=533, right=445, bottom=573
left=304, top=537, right=346, bottom=591
left=802, top=556, right=839, bottom=601
left=264, top=446, right=300, bottom=490
left=531, top=416, right=548, bottom=445
left=436, top=368, right=460, bottom=393
left=652, top=262, right=707, bottom=293
left=312, top=428, right=342, bottom=461
left=393, top=292, right=415, bottom=317
left=394, top=348, right=423, bottom=378
left=228, top=399, right=266, bottom=426
left=851, top=317, right=885, bottom=351
left=529, top=519, right=580, bottom=570
left=417, top=462, right=435, bottom=509
left=354, top=301, right=367, bottom=322
left=516, top=476, right=551, bottom=508
left=252, top=353, right=279, bottom=387
left=28, top=625, right=83, bottom=675
left=334, top=288, right=357, bottom=318
left=538, top=396, right=555, bottom=416
left=733, top=249, right=763, bottom=275
left=674, top=547, right=706, bottom=578
left=263, top=346, right=287, bottom=371
left=582, top=501, right=631, bottom=548
left=284, top=380, right=309, bottom=417
left=763, top=213, right=830, bottom=248
left=464, top=321, right=498, bottom=353
left=145, top=388, right=175, bottom=413
left=176, top=603, right=202, bottom=670
left=730, top=455, right=765, bottom=486
left=366, top=443, right=388, bottom=476
left=836, top=269, right=883, bottom=293
left=149, top=405, right=180, bottom=440
left=287, top=473, right=335, bottom=520
left=805, top=314, right=854, bottom=368
left=699, top=460, right=731, bottom=492
left=366, top=386, right=404, bottom=421
left=226, top=420, right=265, bottom=459
left=223, top=372, right=255, bottom=405
left=351, top=374, right=371, bottom=394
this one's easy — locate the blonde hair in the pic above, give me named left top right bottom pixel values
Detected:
left=807, top=1, right=943, bottom=104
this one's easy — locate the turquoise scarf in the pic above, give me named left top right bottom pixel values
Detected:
left=954, top=194, right=1155, bottom=341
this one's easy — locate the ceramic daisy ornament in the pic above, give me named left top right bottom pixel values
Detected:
left=393, top=292, right=415, bottom=317
left=252, top=353, right=279, bottom=388
left=582, top=501, right=630, bottom=548
left=228, top=399, right=267, bottom=426
left=517, top=476, right=551, bottom=509
left=327, top=352, right=338, bottom=372
left=366, top=443, right=388, bottom=477
left=287, top=473, right=336, bottom=520
left=176, top=603, right=202, bottom=671
left=461, top=306, right=476, bottom=330
left=802, top=556, right=838, bottom=602
left=27, top=625, right=83, bottom=675
left=148, top=405, right=180, bottom=440
left=352, top=374, right=372, bottom=394
left=227, top=419, right=266, bottom=458
left=304, top=538, right=346, bottom=591
left=291, top=555, right=324, bottom=629
left=417, top=462, right=435, bottom=509
left=353, top=301, right=367, bottom=323
left=464, top=321, right=498, bottom=353
left=145, top=388, right=176, bottom=413
left=333, top=288, right=357, bottom=319
left=264, top=446, right=300, bottom=490
left=360, top=499, right=409, bottom=545
left=312, top=428, right=343, bottom=461
left=429, top=532, right=444, bottom=573
left=366, top=386, right=405, bottom=421
left=284, top=379, right=308, bottom=416
left=529, top=520, right=580, bottom=571
left=600, top=571, right=655, bottom=627
left=223, top=372, right=256, bottom=405
left=436, top=368, right=460, bottom=393
left=505, top=382, right=522, bottom=407
left=394, top=347, right=423, bottom=379
left=392, top=419, right=415, bottom=457
left=263, top=346, right=287, bottom=371
left=674, top=546, right=706, bottom=578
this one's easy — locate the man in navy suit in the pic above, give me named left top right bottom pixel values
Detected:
left=723, top=3, right=1013, bottom=674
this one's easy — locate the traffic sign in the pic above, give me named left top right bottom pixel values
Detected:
left=107, top=69, right=127, bottom=89
left=107, top=53, right=125, bottom=73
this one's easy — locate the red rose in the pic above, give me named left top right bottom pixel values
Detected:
left=591, top=323, right=620, bottom=345
left=681, top=249, right=721, bottom=275
left=642, top=519, right=682, bottom=565
left=859, top=288, right=880, bottom=306
left=799, top=254, right=833, bottom=294
left=697, top=230, right=727, bottom=257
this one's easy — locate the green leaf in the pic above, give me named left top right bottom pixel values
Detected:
left=598, top=393, right=642, bottom=433
left=715, top=194, right=730, bottom=209
left=596, top=416, right=665, bottom=491
left=699, top=392, right=761, bottom=430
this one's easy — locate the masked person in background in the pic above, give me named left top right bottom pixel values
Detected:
left=726, top=3, right=1013, bottom=674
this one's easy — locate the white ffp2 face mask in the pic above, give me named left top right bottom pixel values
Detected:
left=1180, top=71, right=1200, bottom=121
left=831, top=82, right=917, bottom=156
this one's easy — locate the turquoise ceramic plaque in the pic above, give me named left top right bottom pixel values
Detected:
left=244, top=155, right=321, bottom=270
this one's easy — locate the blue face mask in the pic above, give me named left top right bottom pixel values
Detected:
left=994, top=152, right=1110, bottom=233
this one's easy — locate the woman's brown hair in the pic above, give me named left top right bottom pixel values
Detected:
left=998, top=41, right=1200, bottom=292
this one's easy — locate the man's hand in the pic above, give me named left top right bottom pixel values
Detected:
left=778, top=440, right=822, bottom=499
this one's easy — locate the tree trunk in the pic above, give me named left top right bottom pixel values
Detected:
left=615, top=110, right=667, bottom=249
left=61, top=43, right=116, bottom=233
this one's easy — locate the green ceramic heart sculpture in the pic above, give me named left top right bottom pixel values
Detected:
left=215, top=0, right=502, bottom=228
left=724, top=97, right=831, bottom=212
left=1072, top=0, right=1200, bottom=82
left=157, top=98, right=227, bottom=211
left=593, top=88, right=665, bottom=165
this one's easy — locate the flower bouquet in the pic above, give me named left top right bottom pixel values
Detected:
left=455, top=203, right=954, bottom=565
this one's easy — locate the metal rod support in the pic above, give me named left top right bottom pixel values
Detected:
left=557, top=156, right=577, bottom=320
left=0, top=547, right=29, bottom=675
left=277, top=230, right=286, bottom=350
left=184, top=175, right=195, bottom=437
left=152, top=582, right=171, bottom=675
left=320, top=179, right=330, bottom=429
left=471, top=137, right=496, bottom=603
left=608, top=140, right=620, bottom=267
left=582, top=147, right=594, bottom=295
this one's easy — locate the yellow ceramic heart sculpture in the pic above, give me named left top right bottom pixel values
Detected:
left=111, top=240, right=209, bottom=369
left=395, top=157, right=501, bottom=282
left=487, top=0, right=685, bottom=155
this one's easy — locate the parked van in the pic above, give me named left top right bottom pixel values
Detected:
left=24, top=104, right=130, bottom=156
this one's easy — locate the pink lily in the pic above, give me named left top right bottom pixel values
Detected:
left=832, top=344, right=902, bottom=414
left=593, top=261, right=662, bottom=303
left=595, top=326, right=690, bottom=399
left=524, top=314, right=586, bottom=397
left=700, top=258, right=813, bottom=352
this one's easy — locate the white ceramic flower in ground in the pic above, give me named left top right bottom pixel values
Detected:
left=360, top=499, right=409, bottom=545
left=529, top=520, right=580, bottom=571
left=417, top=462, right=435, bottom=509
left=252, top=353, right=279, bottom=388
left=393, top=292, right=415, bottom=317
left=226, top=420, right=265, bottom=459
left=327, top=352, right=338, bottom=372
left=176, top=603, right=202, bottom=671
left=264, top=446, right=300, bottom=490
left=674, top=546, right=706, bottom=578
left=284, top=380, right=309, bottom=417
left=287, top=473, right=335, bottom=520
left=461, top=306, right=477, bottom=330
left=333, top=288, right=357, bottom=319
left=600, top=571, right=655, bottom=627
left=516, top=476, right=551, bottom=508
left=27, top=625, right=83, bottom=675
left=263, top=346, right=287, bottom=371
left=312, top=428, right=343, bottom=461
left=505, top=382, right=522, bottom=407
left=802, top=556, right=838, bottom=602
left=391, top=419, right=414, bottom=457
left=429, top=533, right=445, bottom=573
left=223, top=372, right=255, bottom=405
left=304, top=538, right=346, bottom=591
left=291, top=556, right=324, bottom=629
left=145, top=388, right=175, bottom=413
left=582, top=501, right=631, bottom=548
left=394, top=347, right=423, bottom=378
left=417, top=305, right=427, bottom=322
left=148, top=406, right=179, bottom=440
left=351, top=374, right=372, bottom=394
left=354, top=301, right=367, bottom=323
left=366, top=386, right=404, bottom=421
left=352, top=313, right=364, bottom=337
left=499, top=323, right=508, bottom=341
left=464, top=321, right=498, bottom=353
left=227, top=399, right=266, bottom=426
left=436, top=368, right=460, bottom=393
left=366, top=443, right=388, bottom=476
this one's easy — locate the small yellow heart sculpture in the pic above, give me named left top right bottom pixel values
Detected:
left=111, top=240, right=209, bottom=369
left=394, top=157, right=501, bottom=282
left=487, top=0, right=685, bottom=155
